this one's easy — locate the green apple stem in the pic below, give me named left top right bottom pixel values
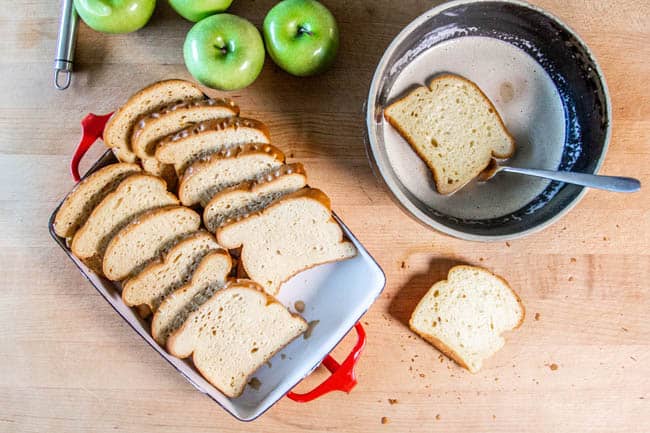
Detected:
left=297, top=26, right=313, bottom=37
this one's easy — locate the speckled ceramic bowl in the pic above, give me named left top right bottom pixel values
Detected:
left=365, top=0, right=611, bottom=241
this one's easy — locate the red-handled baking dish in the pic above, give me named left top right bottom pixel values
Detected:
left=49, top=113, right=386, bottom=421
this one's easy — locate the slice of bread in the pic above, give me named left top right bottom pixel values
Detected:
left=151, top=250, right=232, bottom=345
left=178, top=143, right=286, bottom=207
left=122, top=231, right=221, bottom=314
left=217, top=188, right=357, bottom=295
left=103, top=79, right=205, bottom=163
left=155, top=117, right=271, bottom=175
left=71, top=174, right=178, bottom=273
left=166, top=280, right=307, bottom=398
left=384, top=74, right=515, bottom=194
left=203, top=163, right=307, bottom=232
left=131, top=98, right=239, bottom=160
left=102, top=206, right=201, bottom=280
left=409, top=265, right=524, bottom=373
left=54, top=163, right=141, bottom=238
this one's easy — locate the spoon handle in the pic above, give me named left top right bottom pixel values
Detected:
left=500, top=166, right=641, bottom=193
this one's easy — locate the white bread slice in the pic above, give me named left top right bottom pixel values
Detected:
left=203, top=163, right=307, bottom=232
left=102, top=206, right=200, bottom=280
left=178, top=143, right=286, bottom=207
left=155, top=117, right=271, bottom=175
left=166, top=280, right=307, bottom=398
left=131, top=98, right=239, bottom=160
left=384, top=74, right=515, bottom=194
left=217, top=188, right=357, bottom=295
left=103, top=79, right=205, bottom=163
left=151, top=250, right=232, bottom=345
left=71, top=174, right=178, bottom=273
left=54, top=163, right=141, bottom=238
left=122, top=231, right=221, bottom=314
left=409, top=265, right=524, bottom=373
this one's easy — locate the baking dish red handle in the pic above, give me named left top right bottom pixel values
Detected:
left=70, top=112, right=113, bottom=182
left=287, top=322, right=365, bottom=402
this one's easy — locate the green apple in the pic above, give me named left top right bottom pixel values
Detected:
left=73, top=0, right=156, bottom=34
left=263, top=0, right=339, bottom=76
left=168, top=0, right=233, bottom=22
left=183, top=14, right=265, bottom=90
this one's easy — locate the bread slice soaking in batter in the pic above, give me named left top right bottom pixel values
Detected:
left=384, top=74, right=515, bottom=194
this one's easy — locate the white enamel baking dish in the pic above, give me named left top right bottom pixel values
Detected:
left=49, top=113, right=386, bottom=421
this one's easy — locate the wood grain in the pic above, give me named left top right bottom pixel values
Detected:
left=1, top=0, right=649, bottom=432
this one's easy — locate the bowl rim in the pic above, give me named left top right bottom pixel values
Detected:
left=365, top=0, right=612, bottom=242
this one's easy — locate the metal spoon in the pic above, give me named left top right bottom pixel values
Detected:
left=478, top=159, right=641, bottom=193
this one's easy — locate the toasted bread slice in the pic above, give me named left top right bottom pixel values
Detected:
left=217, top=188, right=357, bottom=295
left=203, top=163, right=307, bottom=232
left=103, top=79, right=205, bottom=163
left=178, top=143, right=285, bottom=207
left=54, top=163, right=141, bottom=238
left=102, top=206, right=200, bottom=280
left=122, top=231, right=221, bottom=313
left=384, top=74, right=515, bottom=194
left=409, top=265, right=524, bottom=373
left=166, top=280, right=307, bottom=398
left=151, top=250, right=232, bottom=345
left=71, top=174, right=178, bottom=273
left=156, top=117, right=271, bottom=175
left=131, top=98, right=239, bottom=160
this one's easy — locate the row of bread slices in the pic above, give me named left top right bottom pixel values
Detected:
left=54, top=80, right=357, bottom=398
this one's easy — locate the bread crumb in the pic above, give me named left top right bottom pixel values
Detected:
left=419, top=373, right=425, bottom=378
left=294, top=300, right=305, bottom=313
left=505, top=242, right=511, bottom=247
left=280, top=353, right=286, bottom=360
left=622, top=327, right=628, bottom=332
left=248, top=377, right=261, bottom=390
left=603, top=236, right=608, bottom=241
left=303, top=320, right=320, bottom=339
left=549, top=363, right=559, bottom=371
left=381, top=416, right=390, bottom=425
left=492, top=414, right=496, bottom=420
left=436, top=414, right=441, bottom=420
left=388, top=398, right=398, bottom=405
left=534, top=312, right=541, bottom=321
left=570, top=257, right=576, bottom=263
left=568, top=276, right=574, bottom=282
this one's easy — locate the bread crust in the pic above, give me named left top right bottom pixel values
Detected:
left=383, top=74, right=516, bottom=195
left=104, top=79, right=205, bottom=163
left=155, top=117, right=271, bottom=167
left=131, top=98, right=239, bottom=159
left=54, top=162, right=141, bottom=238
left=408, top=265, right=525, bottom=373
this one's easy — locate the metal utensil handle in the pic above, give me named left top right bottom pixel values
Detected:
left=501, top=166, right=641, bottom=193
left=54, top=0, right=78, bottom=90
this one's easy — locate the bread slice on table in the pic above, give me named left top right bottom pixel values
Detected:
left=131, top=98, right=239, bottom=161
left=54, top=163, right=141, bottom=239
left=102, top=206, right=201, bottom=281
left=166, top=279, right=307, bottom=398
left=122, top=231, right=221, bottom=315
left=151, top=250, right=232, bottom=346
left=203, top=163, right=307, bottom=233
left=71, top=174, right=178, bottom=274
left=103, top=79, right=205, bottom=163
left=384, top=74, right=515, bottom=194
left=409, top=265, right=524, bottom=373
left=156, top=117, right=271, bottom=175
left=178, top=143, right=285, bottom=207
left=217, top=188, right=357, bottom=295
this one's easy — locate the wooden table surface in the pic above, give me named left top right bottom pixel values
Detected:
left=2, top=0, right=649, bottom=431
